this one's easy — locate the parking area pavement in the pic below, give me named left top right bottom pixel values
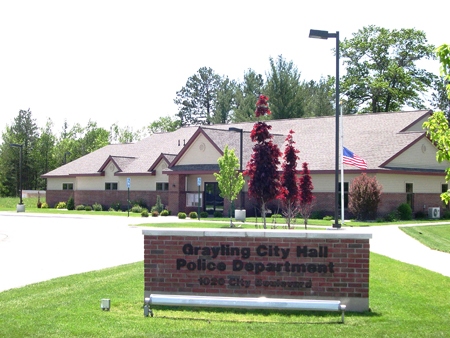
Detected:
left=0, top=212, right=145, bottom=292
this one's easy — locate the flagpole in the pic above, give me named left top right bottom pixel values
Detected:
left=340, top=104, right=344, bottom=226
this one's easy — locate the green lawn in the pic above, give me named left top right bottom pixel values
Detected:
left=400, top=224, right=450, bottom=253
left=1, top=196, right=450, bottom=336
left=3, top=196, right=450, bottom=227
left=0, top=254, right=448, bottom=337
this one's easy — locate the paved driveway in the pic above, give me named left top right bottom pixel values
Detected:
left=1, top=213, right=449, bottom=293
left=0, top=213, right=144, bottom=292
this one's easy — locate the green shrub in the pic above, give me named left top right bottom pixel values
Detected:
left=41, top=202, right=48, bottom=209
left=160, top=210, right=170, bottom=216
left=141, top=209, right=149, bottom=217
left=110, top=202, right=121, bottom=211
left=397, top=203, right=413, bottom=220
left=323, top=215, right=333, bottom=221
left=151, top=195, right=164, bottom=213
left=310, top=210, right=324, bottom=219
left=92, top=203, right=103, bottom=211
left=84, top=205, right=92, bottom=211
left=383, top=211, right=398, bottom=222
left=55, top=202, right=67, bottom=209
left=67, top=197, right=75, bottom=210
left=213, top=211, right=223, bottom=218
left=348, top=173, right=382, bottom=220
left=200, top=211, right=209, bottom=218
left=75, top=204, right=85, bottom=211
left=178, top=212, right=187, bottom=219
left=130, top=199, right=147, bottom=209
left=442, top=209, right=450, bottom=220
left=414, top=211, right=426, bottom=219
left=131, top=204, right=142, bottom=213
left=189, top=211, right=198, bottom=219
left=151, top=210, right=159, bottom=217
left=271, top=213, right=282, bottom=219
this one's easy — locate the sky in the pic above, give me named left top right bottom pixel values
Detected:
left=0, top=0, right=448, bottom=137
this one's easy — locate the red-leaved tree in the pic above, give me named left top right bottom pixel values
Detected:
left=245, top=95, right=281, bottom=228
left=298, top=162, right=315, bottom=229
left=279, top=130, right=300, bottom=229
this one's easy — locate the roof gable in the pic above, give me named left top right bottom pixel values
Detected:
left=98, top=155, right=137, bottom=173
left=170, top=128, right=223, bottom=167
left=381, top=136, right=449, bottom=171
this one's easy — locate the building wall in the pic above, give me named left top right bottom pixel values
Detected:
left=143, top=228, right=372, bottom=312
left=178, top=134, right=221, bottom=165
left=387, top=139, right=449, bottom=170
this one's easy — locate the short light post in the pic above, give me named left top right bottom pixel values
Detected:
left=309, top=29, right=341, bottom=229
left=10, top=143, right=24, bottom=211
left=228, top=127, right=244, bottom=209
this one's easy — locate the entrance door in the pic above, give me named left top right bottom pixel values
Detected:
left=204, top=182, right=224, bottom=215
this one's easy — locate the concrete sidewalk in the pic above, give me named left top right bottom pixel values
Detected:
left=349, top=223, right=450, bottom=277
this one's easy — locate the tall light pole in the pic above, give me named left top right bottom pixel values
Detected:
left=309, top=29, right=341, bottom=229
left=10, top=143, right=24, bottom=206
left=228, top=127, right=244, bottom=210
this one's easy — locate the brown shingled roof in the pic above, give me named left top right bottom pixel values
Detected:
left=42, top=110, right=432, bottom=178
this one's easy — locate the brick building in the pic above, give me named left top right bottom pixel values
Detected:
left=42, top=110, right=449, bottom=218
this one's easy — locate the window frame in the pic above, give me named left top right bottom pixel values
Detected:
left=62, top=183, right=73, bottom=190
left=105, top=182, right=118, bottom=190
left=156, top=182, right=169, bottom=191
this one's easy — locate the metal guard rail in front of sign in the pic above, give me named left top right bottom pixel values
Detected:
left=143, top=294, right=347, bottom=323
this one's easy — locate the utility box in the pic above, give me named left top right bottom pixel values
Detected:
left=428, top=207, right=440, bottom=219
left=235, top=209, right=246, bottom=221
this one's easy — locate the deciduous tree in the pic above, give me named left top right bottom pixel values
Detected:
left=245, top=95, right=281, bottom=228
left=298, top=162, right=315, bottom=229
left=279, top=130, right=300, bottom=229
left=423, top=44, right=450, bottom=204
left=214, top=145, right=245, bottom=227
left=341, top=25, right=436, bottom=113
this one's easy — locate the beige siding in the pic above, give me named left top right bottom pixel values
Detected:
left=152, top=160, right=169, bottom=190
left=78, top=177, right=106, bottom=190
left=47, top=177, right=76, bottom=190
left=307, top=173, right=336, bottom=192
left=387, top=139, right=449, bottom=170
left=177, top=134, right=221, bottom=165
left=403, top=115, right=430, bottom=132
left=376, top=173, right=446, bottom=194
left=186, top=174, right=217, bottom=191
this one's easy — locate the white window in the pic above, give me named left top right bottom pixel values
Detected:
left=186, top=193, right=202, bottom=207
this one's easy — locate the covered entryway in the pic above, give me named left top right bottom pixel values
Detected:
left=204, top=182, right=224, bottom=215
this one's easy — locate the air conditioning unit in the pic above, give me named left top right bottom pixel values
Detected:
left=428, top=207, right=440, bottom=219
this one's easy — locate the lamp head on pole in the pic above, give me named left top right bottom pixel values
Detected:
left=309, top=29, right=338, bottom=40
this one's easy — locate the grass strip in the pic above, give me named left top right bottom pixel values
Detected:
left=0, top=254, right=449, bottom=337
left=400, top=224, right=450, bottom=253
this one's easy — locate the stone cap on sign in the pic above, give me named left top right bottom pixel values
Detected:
left=142, top=228, right=372, bottom=240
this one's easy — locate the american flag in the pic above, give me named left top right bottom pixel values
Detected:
left=343, top=147, right=367, bottom=169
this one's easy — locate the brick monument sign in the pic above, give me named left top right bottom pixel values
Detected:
left=143, top=228, right=372, bottom=312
